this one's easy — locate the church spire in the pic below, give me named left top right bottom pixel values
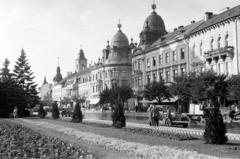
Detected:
left=117, top=19, right=122, bottom=31
left=53, top=57, right=63, bottom=83
left=152, top=0, right=156, bottom=11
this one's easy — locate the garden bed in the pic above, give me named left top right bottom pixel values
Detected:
left=82, top=121, right=197, bottom=141
left=0, top=120, right=95, bottom=159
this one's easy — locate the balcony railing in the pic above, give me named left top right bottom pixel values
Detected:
left=204, top=46, right=234, bottom=59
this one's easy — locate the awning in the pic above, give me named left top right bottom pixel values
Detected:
left=139, top=99, right=157, bottom=104
left=89, top=98, right=99, bottom=104
left=161, top=96, right=178, bottom=103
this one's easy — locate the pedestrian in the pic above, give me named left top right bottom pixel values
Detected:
left=13, top=106, right=18, bottom=119
left=148, top=104, right=154, bottom=126
left=152, top=105, right=160, bottom=126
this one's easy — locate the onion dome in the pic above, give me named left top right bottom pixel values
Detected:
left=111, top=22, right=129, bottom=47
left=142, top=3, right=166, bottom=33
left=139, top=3, right=166, bottom=46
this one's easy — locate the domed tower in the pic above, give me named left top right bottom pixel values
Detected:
left=76, top=48, right=87, bottom=73
left=102, top=22, right=132, bottom=89
left=139, top=2, right=166, bottom=46
left=104, top=22, right=131, bottom=65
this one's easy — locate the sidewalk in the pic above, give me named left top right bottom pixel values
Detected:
left=83, top=118, right=240, bottom=141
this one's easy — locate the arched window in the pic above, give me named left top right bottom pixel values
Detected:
left=225, top=34, right=229, bottom=47
left=210, top=38, right=214, bottom=51
left=200, top=41, right=203, bottom=56
left=217, top=36, right=221, bottom=49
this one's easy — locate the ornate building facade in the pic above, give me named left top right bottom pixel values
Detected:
left=39, top=76, right=52, bottom=101
left=189, top=6, right=240, bottom=75
left=132, top=3, right=203, bottom=96
left=49, top=2, right=240, bottom=107
left=51, top=23, right=133, bottom=106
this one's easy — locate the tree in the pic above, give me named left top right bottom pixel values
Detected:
left=227, top=75, right=240, bottom=102
left=189, top=71, right=228, bottom=144
left=118, top=86, right=133, bottom=106
left=0, top=59, right=27, bottom=117
left=99, top=88, right=117, bottom=110
left=170, top=75, right=191, bottom=112
left=111, top=96, right=126, bottom=128
left=0, top=79, right=26, bottom=117
left=52, top=101, right=59, bottom=119
left=13, top=49, right=39, bottom=107
left=72, top=101, right=83, bottom=123
left=0, top=59, right=12, bottom=81
left=38, top=103, right=46, bottom=118
left=144, top=80, right=172, bottom=104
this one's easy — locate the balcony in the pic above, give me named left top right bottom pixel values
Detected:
left=132, top=69, right=143, bottom=76
left=204, top=46, right=234, bottom=64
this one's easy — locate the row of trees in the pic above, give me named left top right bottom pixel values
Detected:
left=144, top=71, right=239, bottom=144
left=0, top=49, right=39, bottom=117
left=99, top=86, right=133, bottom=110
left=144, top=71, right=240, bottom=112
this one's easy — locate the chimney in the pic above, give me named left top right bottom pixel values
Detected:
left=205, top=12, right=213, bottom=20
left=191, top=20, right=196, bottom=24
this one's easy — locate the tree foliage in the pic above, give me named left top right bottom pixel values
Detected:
left=52, top=101, right=59, bottom=119
left=38, top=103, right=46, bottom=118
left=170, top=75, right=191, bottom=112
left=0, top=59, right=12, bottom=81
left=99, top=86, right=133, bottom=106
left=72, top=102, right=83, bottom=123
left=0, top=59, right=27, bottom=117
left=227, top=75, right=240, bottom=101
left=13, top=49, right=39, bottom=107
left=144, top=80, right=172, bottom=104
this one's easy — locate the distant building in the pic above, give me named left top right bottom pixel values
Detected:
left=132, top=3, right=203, bottom=96
left=51, top=2, right=240, bottom=108
left=39, top=76, right=52, bottom=101
left=51, top=23, right=133, bottom=106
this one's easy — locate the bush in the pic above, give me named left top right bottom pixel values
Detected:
left=38, top=103, right=46, bottom=118
left=51, top=101, right=59, bottom=119
left=111, top=102, right=126, bottom=128
left=203, top=107, right=228, bottom=144
left=72, top=102, right=83, bottom=123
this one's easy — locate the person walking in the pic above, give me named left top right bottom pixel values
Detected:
left=13, top=106, right=18, bottom=119
left=152, top=105, right=160, bottom=126
left=148, top=104, right=154, bottom=126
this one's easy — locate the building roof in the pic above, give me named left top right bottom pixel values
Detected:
left=189, top=5, right=240, bottom=35
left=111, top=24, right=129, bottom=47
left=143, top=11, right=166, bottom=33
left=151, top=20, right=204, bottom=47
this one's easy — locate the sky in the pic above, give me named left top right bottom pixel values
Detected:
left=0, top=0, right=240, bottom=87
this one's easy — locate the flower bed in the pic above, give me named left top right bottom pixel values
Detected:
left=21, top=119, right=227, bottom=159
left=83, top=121, right=197, bottom=141
left=0, top=121, right=95, bottom=159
